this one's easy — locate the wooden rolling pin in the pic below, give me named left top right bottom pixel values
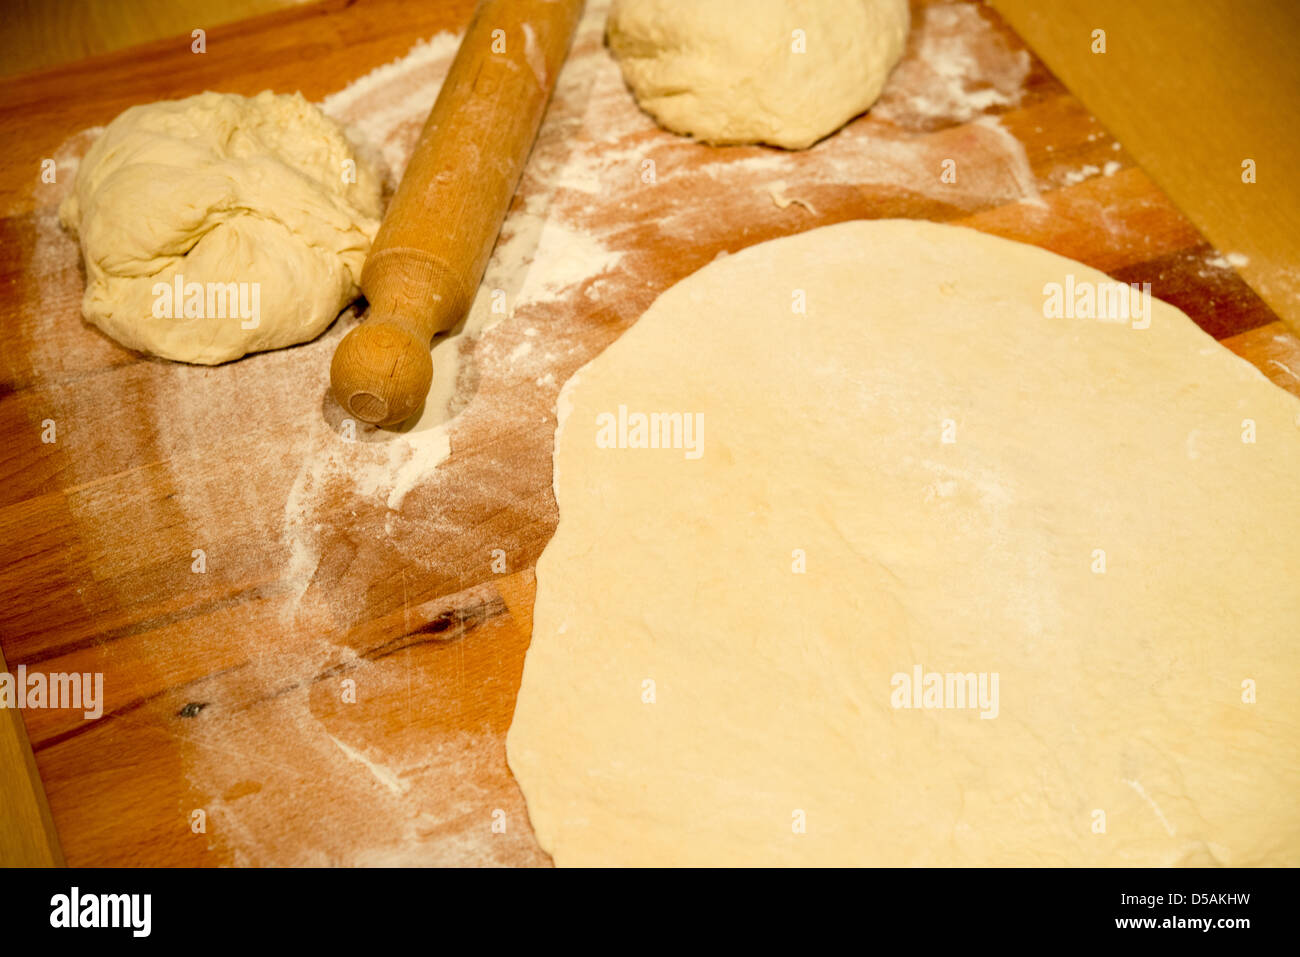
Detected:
left=331, top=0, right=586, bottom=427
left=0, top=646, right=65, bottom=866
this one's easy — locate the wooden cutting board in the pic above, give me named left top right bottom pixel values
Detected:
left=2, top=0, right=1297, bottom=866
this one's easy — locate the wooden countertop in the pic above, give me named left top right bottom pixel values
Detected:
left=2, top=0, right=1297, bottom=866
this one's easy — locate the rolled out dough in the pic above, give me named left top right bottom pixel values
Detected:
left=60, top=91, right=382, bottom=364
left=606, top=0, right=909, bottom=149
left=507, top=220, right=1300, bottom=866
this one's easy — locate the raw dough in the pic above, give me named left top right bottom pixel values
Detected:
left=508, top=220, right=1300, bottom=866
left=60, top=91, right=382, bottom=364
left=606, top=0, right=909, bottom=149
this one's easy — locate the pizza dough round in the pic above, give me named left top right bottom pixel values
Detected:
left=507, top=219, right=1300, bottom=866
left=606, top=0, right=910, bottom=149
left=60, top=91, right=382, bottom=365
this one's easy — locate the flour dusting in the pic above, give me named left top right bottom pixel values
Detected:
left=874, top=2, right=1031, bottom=128
left=1206, top=252, right=1250, bottom=270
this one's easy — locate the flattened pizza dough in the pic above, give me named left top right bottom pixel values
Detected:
left=508, top=219, right=1300, bottom=866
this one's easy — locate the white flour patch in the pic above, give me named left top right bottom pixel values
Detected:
left=329, top=734, right=412, bottom=796
left=1060, top=164, right=1102, bottom=187
left=517, top=219, right=624, bottom=306
left=972, top=115, right=1045, bottom=209
left=874, top=2, right=1031, bottom=128
left=321, top=33, right=460, bottom=179
left=670, top=110, right=1046, bottom=221
left=385, top=431, right=453, bottom=511
left=1202, top=251, right=1251, bottom=274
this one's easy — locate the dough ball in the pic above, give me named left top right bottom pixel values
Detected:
left=60, top=91, right=383, bottom=365
left=606, top=0, right=910, bottom=149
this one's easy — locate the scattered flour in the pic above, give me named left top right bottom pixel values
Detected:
left=873, top=2, right=1031, bottom=128
left=972, top=115, right=1045, bottom=208
left=514, top=219, right=624, bottom=306
left=1205, top=251, right=1251, bottom=270
left=328, top=733, right=412, bottom=796
left=321, top=34, right=461, bottom=179
left=1060, top=164, right=1102, bottom=186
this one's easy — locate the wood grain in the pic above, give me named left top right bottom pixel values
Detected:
left=0, top=0, right=310, bottom=78
left=0, top=645, right=66, bottom=866
left=1, top=0, right=1297, bottom=866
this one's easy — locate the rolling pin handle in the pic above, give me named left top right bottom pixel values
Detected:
left=330, top=320, right=434, bottom=427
